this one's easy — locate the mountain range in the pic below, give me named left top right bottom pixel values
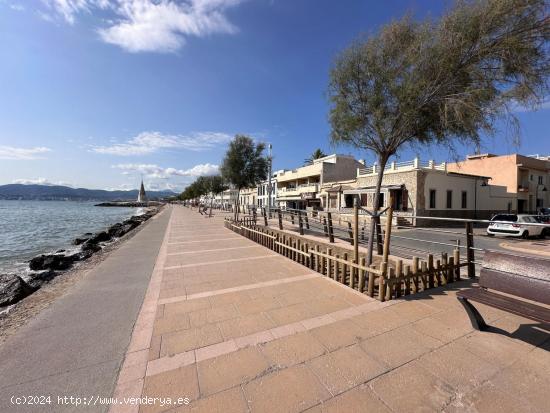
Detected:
left=0, top=184, right=176, bottom=201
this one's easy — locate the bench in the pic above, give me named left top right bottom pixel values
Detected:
left=457, top=251, right=550, bottom=331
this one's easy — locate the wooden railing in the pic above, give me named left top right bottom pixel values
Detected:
left=224, top=218, right=466, bottom=302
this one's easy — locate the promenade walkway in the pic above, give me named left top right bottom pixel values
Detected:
left=112, top=206, right=549, bottom=413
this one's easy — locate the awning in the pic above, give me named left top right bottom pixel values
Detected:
left=325, top=184, right=354, bottom=193
left=343, top=184, right=404, bottom=195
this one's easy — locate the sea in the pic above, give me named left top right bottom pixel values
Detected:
left=0, top=200, right=140, bottom=275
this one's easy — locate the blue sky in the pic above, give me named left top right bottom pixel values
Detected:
left=1, top=0, right=548, bottom=192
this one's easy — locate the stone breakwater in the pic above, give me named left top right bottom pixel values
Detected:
left=0, top=208, right=159, bottom=309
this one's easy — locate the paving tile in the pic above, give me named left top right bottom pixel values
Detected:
left=167, top=387, right=248, bottom=413
left=419, top=341, right=500, bottom=392
left=410, top=310, right=473, bottom=343
left=349, top=307, right=410, bottom=337
left=266, top=303, right=316, bottom=326
left=161, top=324, right=224, bottom=356
left=303, top=384, right=391, bottom=413
left=140, top=365, right=200, bottom=413
left=359, top=325, right=442, bottom=368
left=371, top=361, right=455, bottom=413
left=443, top=381, right=534, bottom=413
left=309, top=319, right=368, bottom=352
left=197, top=347, right=271, bottom=397
left=163, top=299, right=211, bottom=317
left=244, top=364, right=330, bottom=413
left=385, top=299, right=440, bottom=323
left=307, top=344, right=388, bottom=395
left=259, top=331, right=327, bottom=368
left=453, top=330, right=529, bottom=367
left=153, top=314, right=191, bottom=336
left=235, top=296, right=282, bottom=316
left=218, top=313, right=276, bottom=340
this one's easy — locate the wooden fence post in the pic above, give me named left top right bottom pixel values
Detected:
left=326, top=248, right=332, bottom=278
left=465, top=222, right=475, bottom=278
left=342, top=253, right=348, bottom=284
left=327, top=212, right=335, bottom=243
left=358, top=257, right=366, bottom=293
left=453, top=248, right=460, bottom=281
left=378, top=262, right=388, bottom=301
left=427, top=254, right=434, bottom=288
left=323, top=217, right=329, bottom=238
left=412, top=257, right=419, bottom=293
left=441, top=253, right=448, bottom=285
left=382, top=208, right=393, bottom=264
left=298, top=211, right=304, bottom=235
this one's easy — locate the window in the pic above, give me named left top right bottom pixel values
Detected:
left=429, top=189, right=436, bottom=209
left=461, top=191, right=467, bottom=209
left=446, top=190, right=453, bottom=209
left=538, top=176, right=543, bottom=185
left=379, top=193, right=385, bottom=207
left=530, top=174, right=533, bottom=181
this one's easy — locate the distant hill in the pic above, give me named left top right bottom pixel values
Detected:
left=0, top=184, right=175, bottom=201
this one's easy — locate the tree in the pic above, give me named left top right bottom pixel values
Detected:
left=204, top=175, right=229, bottom=217
left=220, top=135, right=269, bottom=220
left=304, top=148, right=328, bottom=165
left=328, top=0, right=549, bottom=265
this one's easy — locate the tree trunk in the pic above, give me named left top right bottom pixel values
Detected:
left=234, top=189, right=241, bottom=221
left=366, top=155, right=389, bottom=266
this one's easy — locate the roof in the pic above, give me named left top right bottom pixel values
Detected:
left=447, top=171, right=492, bottom=179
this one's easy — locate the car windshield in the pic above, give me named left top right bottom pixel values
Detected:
left=491, top=214, right=517, bottom=222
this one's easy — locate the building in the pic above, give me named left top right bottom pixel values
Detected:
left=239, top=187, right=257, bottom=208
left=257, top=170, right=284, bottom=210
left=137, top=180, right=147, bottom=203
left=213, top=188, right=239, bottom=209
left=276, top=154, right=364, bottom=210
left=320, top=158, right=515, bottom=220
left=447, top=153, right=550, bottom=213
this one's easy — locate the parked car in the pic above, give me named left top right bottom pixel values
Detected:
left=487, top=214, right=546, bottom=239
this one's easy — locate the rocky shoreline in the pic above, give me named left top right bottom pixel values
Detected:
left=0, top=208, right=160, bottom=310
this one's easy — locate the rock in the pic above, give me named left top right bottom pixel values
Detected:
left=87, top=231, right=111, bottom=244
left=81, top=241, right=102, bottom=253
left=108, top=223, right=134, bottom=238
left=29, top=254, right=75, bottom=271
left=73, top=237, right=90, bottom=245
left=0, top=274, right=35, bottom=307
left=24, top=270, right=57, bottom=290
left=56, top=249, right=66, bottom=253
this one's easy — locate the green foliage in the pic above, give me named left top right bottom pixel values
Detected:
left=179, top=175, right=228, bottom=200
left=304, top=148, right=328, bottom=165
left=328, top=0, right=549, bottom=164
left=206, top=175, right=229, bottom=195
left=220, top=135, right=269, bottom=190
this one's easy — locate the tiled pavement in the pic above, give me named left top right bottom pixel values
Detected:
left=111, top=206, right=549, bottom=413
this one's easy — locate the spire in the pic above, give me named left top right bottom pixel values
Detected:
left=137, top=178, right=147, bottom=203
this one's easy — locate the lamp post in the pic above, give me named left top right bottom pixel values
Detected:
left=267, top=143, right=273, bottom=218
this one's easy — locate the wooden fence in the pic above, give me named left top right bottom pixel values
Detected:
left=224, top=218, right=467, bottom=302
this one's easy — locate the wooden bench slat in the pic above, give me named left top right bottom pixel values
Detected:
left=457, top=288, right=550, bottom=325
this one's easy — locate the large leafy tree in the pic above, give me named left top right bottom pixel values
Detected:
left=328, top=0, right=549, bottom=264
left=220, top=135, right=269, bottom=220
left=304, top=148, right=328, bottom=165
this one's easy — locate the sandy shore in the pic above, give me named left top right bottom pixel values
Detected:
left=0, top=208, right=163, bottom=345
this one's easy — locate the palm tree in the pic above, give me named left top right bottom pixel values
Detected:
left=304, top=149, right=327, bottom=165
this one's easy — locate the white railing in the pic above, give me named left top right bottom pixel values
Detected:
left=357, top=158, right=447, bottom=176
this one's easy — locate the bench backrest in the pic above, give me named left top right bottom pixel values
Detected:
left=480, top=251, right=550, bottom=305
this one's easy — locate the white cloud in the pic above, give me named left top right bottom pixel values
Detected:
left=113, top=162, right=219, bottom=178
left=10, top=3, right=25, bottom=11
left=0, top=145, right=51, bottom=160
left=42, top=0, right=244, bottom=53
left=12, top=177, right=73, bottom=186
left=90, top=131, right=231, bottom=156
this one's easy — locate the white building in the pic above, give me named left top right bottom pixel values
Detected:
left=257, top=170, right=284, bottom=210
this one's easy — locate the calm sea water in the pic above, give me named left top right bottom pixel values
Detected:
left=0, top=200, right=140, bottom=274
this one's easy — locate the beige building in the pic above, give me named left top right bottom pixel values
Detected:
left=276, top=154, right=364, bottom=210
left=448, top=153, right=550, bottom=213
left=239, top=187, right=257, bottom=208
left=321, top=158, right=515, bottom=220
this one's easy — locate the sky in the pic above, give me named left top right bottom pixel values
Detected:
left=0, top=0, right=548, bottom=193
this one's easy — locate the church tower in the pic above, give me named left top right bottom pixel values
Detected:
left=137, top=179, right=147, bottom=203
